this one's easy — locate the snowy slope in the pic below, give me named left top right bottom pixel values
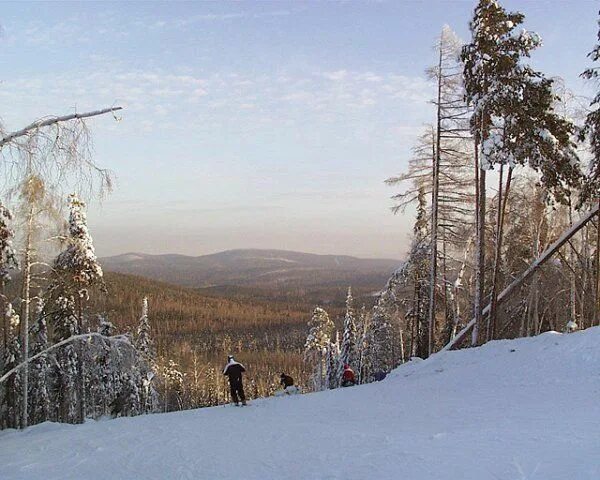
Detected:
left=2, top=328, right=600, bottom=480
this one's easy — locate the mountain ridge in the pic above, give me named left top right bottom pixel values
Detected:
left=100, top=248, right=402, bottom=292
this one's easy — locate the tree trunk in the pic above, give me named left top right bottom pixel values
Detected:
left=20, top=204, right=34, bottom=429
left=568, top=204, right=577, bottom=327
left=488, top=165, right=513, bottom=341
left=445, top=203, right=600, bottom=351
left=596, top=201, right=600, bottom=326
left=472, top=146, right=486, bottom=346
left=428, top=45, right=443, bottom=357
left=76, top=294, right=85, bottom=424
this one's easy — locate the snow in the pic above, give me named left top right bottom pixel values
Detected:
left=2, top=328, right=600, bottom=480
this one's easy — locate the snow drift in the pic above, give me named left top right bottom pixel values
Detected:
left=2, top=328, right=600, bottom=480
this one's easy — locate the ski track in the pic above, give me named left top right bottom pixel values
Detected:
left=1, top=328, right=600, bottom=479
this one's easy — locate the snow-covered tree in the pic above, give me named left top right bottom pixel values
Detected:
left=136, top=297, right=155, bottom=362
left=135, top=297, right=158, bottom=413
left=325, top=334, right=341, bottom=390
left=337, top=287, right=358, bottom=386
left=356, top=306, right=372, bottom=384
left=387, top=26, right=475, bottom=356
left=28, top=298, right=51, bottom=425
left=48, top=194, right=104, bottom=423
left=397, top=187, right=432, bottom=358
left=304, top=306, right=334, bottom=391
left=580, top=12, right=600, bottom=202
left=0, top=202, right=18, bottom=350
left=162, top=359, right=185, bottom=412
left=1, top=304, right=22, bottom=428
left=462, top=0, right=581, bottom=344
left=49, top=295, right=79, bottom=423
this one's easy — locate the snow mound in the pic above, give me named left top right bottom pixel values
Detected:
left=2, top=328, right=600, bottom=480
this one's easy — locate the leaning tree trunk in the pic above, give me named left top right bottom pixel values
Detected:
left=445, top=203, right=600, bottom=351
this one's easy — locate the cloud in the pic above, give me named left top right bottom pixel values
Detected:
left=0, top=64, right=433, bottom=147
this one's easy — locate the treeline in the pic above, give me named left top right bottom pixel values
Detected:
left=96, top=272, right=324, bottom=409
left=0, top=196, right=158, bottom=429
left=303, top=0, right=600, bottom=390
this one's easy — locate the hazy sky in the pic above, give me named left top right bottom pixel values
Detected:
left=1, top=0, right=597, bottom=259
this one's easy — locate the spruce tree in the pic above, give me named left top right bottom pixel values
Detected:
left=28, top=298, right=50, bottom=425
left=325, top=336, right=340, bottom=390
left=1, top=304, right=22, bottom=429
left=337, top=287, right=358, bottom=386
left=462, top=0, right=581, bottom=343
left=304, top=306, right=334, bottom=391
left=0, top=202, right=18, bottom=350
left=135, top=297, right=158, bottom=413
left=580, top=12, right=600, bottom=202
left=48, top=194, right=103, bottom=423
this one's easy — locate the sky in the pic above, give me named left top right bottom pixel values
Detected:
left=1, top=0, right=598, bottom=259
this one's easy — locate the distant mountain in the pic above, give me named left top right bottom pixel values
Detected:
left=100, top=249, right=402, bottom=294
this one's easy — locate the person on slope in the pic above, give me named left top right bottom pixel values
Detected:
left=223, top=355, right=247, bottom=406
left=280, top=373, right=294, bottom=389
left=341, top=364, right=356, bottom=387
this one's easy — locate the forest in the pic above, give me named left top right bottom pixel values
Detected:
left=1, top=0, right=600, bottom=430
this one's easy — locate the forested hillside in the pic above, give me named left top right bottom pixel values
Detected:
left=94, top=272, right=329, bottom=407
left=100, top=249, right=400, bottom=302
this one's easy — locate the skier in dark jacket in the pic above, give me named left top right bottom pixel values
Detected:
left=223, top=355, right=247, bottom=406
left=280, top=373, right=294, bottom=389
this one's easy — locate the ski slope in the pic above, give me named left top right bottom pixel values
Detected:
left=2, top=328, right=600, bottom=480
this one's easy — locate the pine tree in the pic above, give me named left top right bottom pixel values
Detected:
left=2, top=304, right=22, bottom=429
left=387, top=26, right=476, bottom=356
left=304, top=306, right=334, bottom=391
left=337, top=287, right=358, bottom=386
left=580, top=12, right=600, bottom=202
left=356, top=306, right=372, bottom=384
left=325, top=335, right=340, bottom=390
left=135, top=297, right=158, bottom=413
left=89, top=316, right=118, bottom=418
left=0, top=202, right=18, bottom=351
left=28, top=298, right=50, bottom=425
left=462, top=0, right=581, bottom=344
left=398, top=187, right=431, bottom=358
left=50, top=295, right=79, bottom=423
left=48, top=194, right=104, bottom=423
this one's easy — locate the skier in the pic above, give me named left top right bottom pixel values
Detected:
left=280, top=373, right=294, bottom=389
left=341, top=363, right=356, bottom=387
left=277, top=372, right=301, bottom=395
left=223, top=355, right=247, bottom=406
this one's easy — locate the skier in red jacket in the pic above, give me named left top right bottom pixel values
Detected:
left=341, top=364, right=356, bottom=387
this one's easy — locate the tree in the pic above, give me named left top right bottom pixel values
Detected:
left=47, top=194, right=104, bottom=423
left=337, top=287, right=358, bottom=385
left=28, top=298, right=50, bottom=425
left=387, top=26, right=475, bottom=355
left=580, top=12, right=600, bottom=326
left=135, top=297, right=158, bottom=413
left=0, top=202, right=17, bottom=350
left=304, top=306, right=334, bottom=391
left=1, top=303, right=21, bottom=429
left=580, top=12, right=600, bottom=202
left=399, top=187, right=431, bottom=358
left=325, top=334, right=340, bottom=390
left=462, top=0, right=581, bottom=344
left=14, top=174, right=59, bottom=428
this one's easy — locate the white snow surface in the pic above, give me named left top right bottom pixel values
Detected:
left=2, top=328, right=600, bottom=480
